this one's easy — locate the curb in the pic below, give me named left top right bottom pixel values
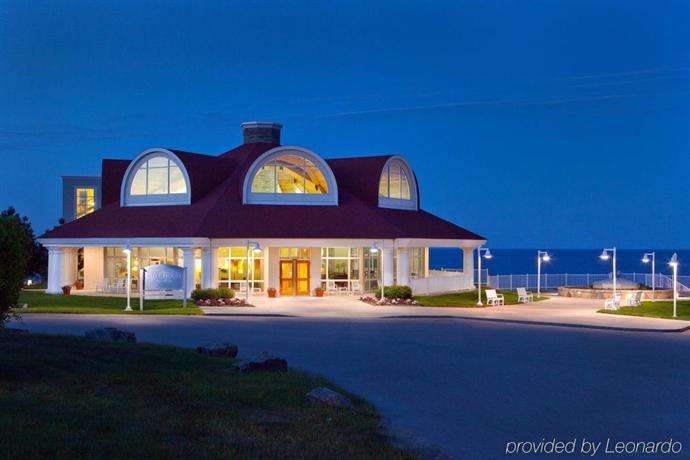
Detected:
left=382, top=314, right=690, bottom=333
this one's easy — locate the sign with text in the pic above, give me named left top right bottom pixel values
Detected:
left=140, top=264, right=188, bottom=309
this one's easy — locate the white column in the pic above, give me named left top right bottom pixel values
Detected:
left=201, top=247, right=217, bottom=288
left=383, top=245, right=395, bottom=286
left=268, top=247, right=280, bottom=295
left=309, top=247, right=321, bottom=295
left=46, top=247, right=63, bottom=294
left=463, top=247, right=475, bottom=290
left=182, top=248, right=196, bottom=296
left=62, top=248, right=78, bottom=286
left=396, top=248, right=410, bottom=286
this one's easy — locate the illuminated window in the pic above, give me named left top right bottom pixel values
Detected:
left=378, top=158, right=417, bottom=210
left=123, top=150, right=191, bottom=206
left=251, top=155, right=328, bottom=194
left=244, top=147, right=338, bottom=205
left=75, top=188, right=96, bottom=219
left=379, top=160, right=410, bottom=200
left=217, top=247, right=264, bottom=291
left=321, top=248, right=360, bottom=291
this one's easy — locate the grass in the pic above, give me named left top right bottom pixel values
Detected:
left=414, top=289, right=547, bottom=308
left=17, top=290, right=203, bottom=315
left=0, top=331, right=411, bottom=459
left=599, top=299, right=690, bottom=321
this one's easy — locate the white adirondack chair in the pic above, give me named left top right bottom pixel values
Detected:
left=626, top=291, right=643, bottom=307
left=517, top=287, right=534, bottom=303
left=485, top=289, right=504, bottom=306
left=326, top=280, right=341, bottom=295
left=350, top=279, right=363, bottom=295
left=605, top=293, right=621, bottom=310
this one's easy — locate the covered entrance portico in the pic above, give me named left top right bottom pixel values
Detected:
left=41, top=237, right=484, bottom=298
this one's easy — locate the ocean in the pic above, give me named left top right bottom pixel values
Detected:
left=428, top=248, right=690, bottom=276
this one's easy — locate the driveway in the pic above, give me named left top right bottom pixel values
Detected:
left=12, top=313, right=690, bottom=459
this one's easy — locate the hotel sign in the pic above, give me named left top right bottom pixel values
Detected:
left=140, top=264, right=188, bottom=309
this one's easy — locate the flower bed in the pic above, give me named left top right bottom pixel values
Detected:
left=194, top=297, right=251, bottom=307
left=359, top=296, right=418, bottom=306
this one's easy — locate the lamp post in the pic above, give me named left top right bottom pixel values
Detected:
left=476, top=247, right=492, bottom=306
left=123, top=245, right=132, bottom=311
left=641, top=252, right=656, bottom=301
left=536, top=250, right=551, bottom=297
left=371, top=240, right=385, bottom=302
left=245, top=240, right=261, bottom=301
left=669, top=253, right=678, bottom=318
left=600, top=247, right=617, bottom=306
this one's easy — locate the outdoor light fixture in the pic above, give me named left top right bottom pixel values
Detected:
left=642, top=252, right=656, bottom=301
left=537, top=250, right=551, bottom=297
left=123, top=244, right=132, bottom=311
left=371, top=241, right=385, bottom=301
left=600, top=247, right=617, bottom=307
left=245, top=240, right=261, bottom=301
left=476, top=247, right=492, bottom=306
left=669, top=253, right=678, bottom=318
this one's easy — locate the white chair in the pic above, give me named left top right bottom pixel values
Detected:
left=350, top=279, right=363, bottom=295
left=626, top=291, right=643, bottom=307
left=605, top=293, right=621, bottom=310
left=326, top=280, right=341, bottom=295
left=485, top=289, right=504, bottom=306
left=517, top=287, right=534, bottom=303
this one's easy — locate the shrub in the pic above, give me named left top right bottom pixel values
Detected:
left=191, top=288, right=235, bottom=301
left=374, top=285, right=412, bottom=299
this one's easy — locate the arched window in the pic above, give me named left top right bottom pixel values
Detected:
left=244, top=147, right=338, bottom=205
left=121, top=149, right=191, bottom=206
left=378, top=157, right=418, bottom=210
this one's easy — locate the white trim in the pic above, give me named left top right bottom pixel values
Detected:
left=120, top=148, right=192, bottom=207
left=378, top=155, right=419, bottom=211
left=39, top=237, right=210, bottom=248
left=242, top=145, right=339, bottom=206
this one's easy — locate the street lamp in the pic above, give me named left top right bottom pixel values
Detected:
left=641, top=252, right=656, bottom=301
left=600, top=247, right=617, bottom=307
left=123, top=245, right=132, bottom=311
left=536, top=250, right=551, bottom=297
left=476, top=247, right=492, bottom=306
left=669, top=253, right=679, bottom=318
left=371, top=240, right=385, bottom=302
left=245, top=240, right=261, bottom=301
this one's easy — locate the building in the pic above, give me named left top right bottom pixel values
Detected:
left=39, top=122, right=485, bottom=297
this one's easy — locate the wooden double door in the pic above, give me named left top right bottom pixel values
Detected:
left=280, top=260, right=310, bottom=296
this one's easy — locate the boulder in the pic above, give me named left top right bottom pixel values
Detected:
left=85, top=327, right=137, bottom=343
left=196, top=343, right=238, bottom=358
left=306, top=387, right=352, bottom=408
left=232, top=351, right=288, bottom=373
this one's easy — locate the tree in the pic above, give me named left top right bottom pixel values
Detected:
left=1, top=207, right=47, bottom=277
left=0, top=209, right=29, bottom=327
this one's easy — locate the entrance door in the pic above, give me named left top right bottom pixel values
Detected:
left=279, top=260, right=311, bottom=295
left=296, top=260, right=310, bottom=295
left=280, top=261, right=294, bottom=296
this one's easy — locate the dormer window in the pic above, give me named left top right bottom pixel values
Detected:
left=121, top=149, right=191, bottom=206
left=244, top=147, right=338, bottom=205
left=378, top=157, right=418, bottom=210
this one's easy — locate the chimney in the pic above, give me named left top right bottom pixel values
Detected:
left=240, top=121, right=282, bottom=144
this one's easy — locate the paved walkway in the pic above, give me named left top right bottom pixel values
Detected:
left=12, top=313, right=690, bottom=459
left=203, top=295, right=689, bottom=332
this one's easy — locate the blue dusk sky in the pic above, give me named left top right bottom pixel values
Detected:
left=0, top=0, right=688, bottom=248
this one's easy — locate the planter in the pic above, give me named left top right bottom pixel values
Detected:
left=61, top=285, right=72, bottom=295
left=267, top=288, right=277, bottom=298
left=75, top=281, right=84, bottom=290
left=314, top=288, right=324, bottom=297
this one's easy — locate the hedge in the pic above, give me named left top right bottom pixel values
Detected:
left=374, top=285, right=412, bottom=299
left=191, top=288, right=235, bottom=302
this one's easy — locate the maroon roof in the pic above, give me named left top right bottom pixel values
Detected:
left=41, top=143, right=484, bottom=241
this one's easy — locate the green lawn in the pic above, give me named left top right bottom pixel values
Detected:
left=414, top=289, right=547, bottom=308
left=599, top=299, right=690, bottom=321
left=17, top=290, right=202, bottom=315
left=0, top=331, right=410, bottom=459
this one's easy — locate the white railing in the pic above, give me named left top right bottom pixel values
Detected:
left=483, top=272, right=690, bottom=293
left=411, top=272, right=473, bottom=295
